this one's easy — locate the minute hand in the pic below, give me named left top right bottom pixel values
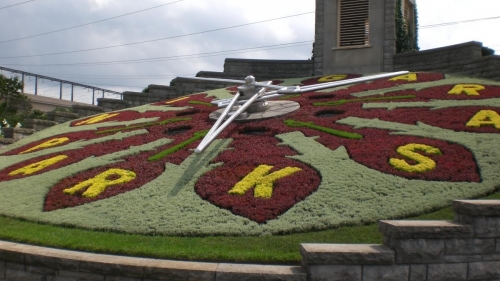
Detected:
left=195, top=87, right=268, bottom=154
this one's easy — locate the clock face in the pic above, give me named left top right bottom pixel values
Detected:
left=0, top=72, right=499, bottom=236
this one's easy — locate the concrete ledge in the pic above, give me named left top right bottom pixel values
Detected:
left=0, top=241, right=305, bottom=281
left=216, top=264, right=306, bottom=281
left=379, top=220, right=474, bottom=239
left=453, top=200, right=500, bottom=216
left=300, top=244, right=394, bottom=266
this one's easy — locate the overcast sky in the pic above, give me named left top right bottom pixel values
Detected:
left=0, top=0, right=498, bottom=104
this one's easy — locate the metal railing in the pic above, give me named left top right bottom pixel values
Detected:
left=0, top=66, right=123, bottom=105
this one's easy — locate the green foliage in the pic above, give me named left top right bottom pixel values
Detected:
left=142, top=87, right=149, bottom=93
left=0, top=75, right=31, bottom=126
left=27, top=109, right=48, bottom=120
left=395, top=0, right=419, bottom=53
left=0, top=75, right=31, bottom=125
left=53, top=106, right=70, bottom=113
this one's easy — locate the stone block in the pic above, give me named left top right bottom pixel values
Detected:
left=389, top=239, right=444, bottom=264
left=473, top=216, right=500, bottom=237
left=362, top=265, right=409, bottom=281
left=444, top=255, right=482, bottom=263
left=5, top=268, right=45, bottom=281
left=445, top=238, right=495, bottom=255
left=484, top=254, right=500, bottom=261
left=379, top=220, right=473, bottom=239
left=453, top=200, right=500, bottom=216
left=78, top=256, right=144, bottom=278
left=104, top=276, right=142, bottom=281
left=26, top=265, right=56, bottom=275
left=300, top=244, right=394, bottom=266
left=497, top=239, right=500, bottom=253
left=143, top=259, right=217, bottom=280
left=468, top=261, right=500, bottom=280
left=47, top=276, right=78, bottom=281
left=428, top=263, right=467, bottom=281
left=410, top=265, right=427, bottom=281
left=307, top=265, right=361, bottom=281
left=58, top=270, right=105, bottom=281
left=0, top=262, right=4, bottom=280
left=215, top=264, right=305, bottom=281
left=25, top=253, right=80, bottom=271
left=0, top=248, right=24, bottom=264
left=5, top=263, right=24, bottom=270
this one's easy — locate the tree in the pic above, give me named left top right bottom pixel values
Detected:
left=395, top=0, right=419, bottom=53
left=0, top=75, right=31, bottom=124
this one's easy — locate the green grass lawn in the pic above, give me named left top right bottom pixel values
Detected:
left=1, top=190, right=499, bottom=264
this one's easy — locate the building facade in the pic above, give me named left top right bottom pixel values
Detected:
left=313, top=0, right=415, bottom=74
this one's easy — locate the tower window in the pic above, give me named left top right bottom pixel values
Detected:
left=338, top=0, right=370, bottom=47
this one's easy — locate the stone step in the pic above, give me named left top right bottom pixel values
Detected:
left=453, top=199, right=500, bottom=216
left=379, top=220, right=473, bottom=239
left=453, top=200, right=500, bottom=238
left=300, top=244, right=394, bottom=266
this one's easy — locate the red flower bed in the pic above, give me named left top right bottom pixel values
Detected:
left=195, top=137, right=321, bottom=223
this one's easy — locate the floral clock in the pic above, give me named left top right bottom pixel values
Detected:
left=0, top=72, right=499, bottom=236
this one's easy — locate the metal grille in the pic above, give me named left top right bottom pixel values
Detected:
left=339, top=0, right=370, bottom=47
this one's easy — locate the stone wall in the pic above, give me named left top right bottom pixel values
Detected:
left=382, top=0, right=397, bottom=72
left=169, top=58, right=314, bottom=96
left=393, top=41, right=500, bottom=80
left=313, top=0, right=325, bottom=76
left=302, top=199, right=500, bottom=280
left=222, top=58, right=314, bottom=80
left=0, top=199, right=498, bottom=280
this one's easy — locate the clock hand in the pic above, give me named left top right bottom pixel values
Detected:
left=195, top=86, right=269, bottom=154
left=212, top=71, right=410, bottom=108
left=196, top=91, right=241, bottom=150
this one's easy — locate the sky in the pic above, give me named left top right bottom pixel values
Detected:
left=0, top=0, right=498, bottom=104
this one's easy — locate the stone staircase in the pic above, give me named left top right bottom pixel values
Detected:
left=301, top=199, right=500, bottom=280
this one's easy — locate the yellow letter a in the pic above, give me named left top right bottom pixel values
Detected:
left=466, top=110, right=500, bottom=129
left=228, top=165, right=302, bottom=199
left=389, top=73, right=417, bottom=82
left=9, top=155, right=68, bottom=176
left=75, top=113, right=119, bottom=126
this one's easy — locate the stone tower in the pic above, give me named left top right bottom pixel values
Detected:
left=313, top=0, right=416, bottom=75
